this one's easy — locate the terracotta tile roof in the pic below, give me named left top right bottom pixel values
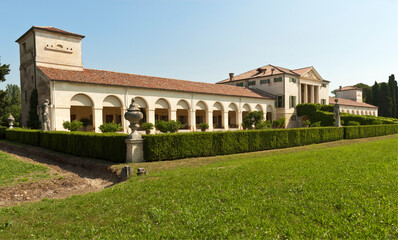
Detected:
left=217, top=64, right=315, bottom=83
left=37, top=66, right=274, bottom=99
left=16, top=26, right=85, bottom=42
left=334, top=86, right=362, bottom=92
left=329, top=97, right=377, bottom=108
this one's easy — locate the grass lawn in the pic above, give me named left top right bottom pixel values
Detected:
left=0, top=136, right=397, bottom=239
left=0, top=151, right=49, bottom=187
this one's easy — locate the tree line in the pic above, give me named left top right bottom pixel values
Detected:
left=354, top=74, right=398, bottom=118
left=0, top=58, right=21, bottom=126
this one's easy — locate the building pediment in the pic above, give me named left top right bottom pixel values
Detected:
left=301, top=68, right=323, bottom=82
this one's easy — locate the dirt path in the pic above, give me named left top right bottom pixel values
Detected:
left=0, top=141, right=122, bottom=207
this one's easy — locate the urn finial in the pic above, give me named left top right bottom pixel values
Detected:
left=7, top=114, right=15, bottom=129
left=124, top=98, right=144, bottom=139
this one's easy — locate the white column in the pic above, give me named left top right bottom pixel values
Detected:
left=191, top=109, right=196, bottom=131
left=303, top=84, right=308, bottom=103
left=148, top=109, right=155, bottom=124
left=310, top=85, right=314, bottom=103
left=223, top=111, right=229, bottom=131
left=170, top=109, right=177, bottom=121
left=207, top=110, right=213, bottom=131
left=238, top=111, right=242, bottom=129
left=93, top=107, right=103, bottom=133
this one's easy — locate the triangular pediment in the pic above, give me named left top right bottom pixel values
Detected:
left=300, top=68, right=323, bottom=82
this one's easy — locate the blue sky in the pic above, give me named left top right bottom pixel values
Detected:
left=1, top=0, right=397, bottom=93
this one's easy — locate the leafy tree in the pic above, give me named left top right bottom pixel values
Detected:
left=0, top=58, right=10, bottom=82
left=27, top=89, right=40, bottom=129
left=387, top=74, right=397, bottom=118
left=242, top=111, right=264, bottom=129
left=1, top=84, right=21, bottom=124
left=378, top=82, right=392, bottom=117
left=371, top=81, right=379, bottom=106
left=0, top=58, right=10, bottom=124
left=354, top=83, right=372, bottom=104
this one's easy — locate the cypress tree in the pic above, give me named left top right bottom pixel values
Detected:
left=371, top=81, right=379, bottom=106
left=378, top=82, right=392, bottom=117
left=27, top=89, right=40, bottom=129
left=387, top=74, right=397, bottom=118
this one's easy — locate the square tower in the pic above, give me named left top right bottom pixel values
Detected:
left=15, top=26, right=85, bottom=127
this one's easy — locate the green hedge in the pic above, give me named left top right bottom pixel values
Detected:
left=0, top=126, right=7, bottom=139
left=344, top=124, right=398, bottom=139
left=40, top=131, right=127, bottom=163
left=5, top=128, right=41, bottom=146
left=143, top=127, right=344, bottom=161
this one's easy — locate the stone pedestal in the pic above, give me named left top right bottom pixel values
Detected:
left=125, top=138, right=144, bottom=163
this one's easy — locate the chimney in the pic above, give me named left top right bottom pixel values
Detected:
left=271, top=68, right=275, bottom=75
left=339, top=86, right=342, bottom=90
left=229, top=73, right=234, bottom=81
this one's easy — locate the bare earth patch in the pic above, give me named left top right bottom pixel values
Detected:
left=0, top=141, right=121, bottom=207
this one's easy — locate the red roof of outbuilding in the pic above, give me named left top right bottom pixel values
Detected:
left=329, top=97, right=377, bottom=108
left=37, top=66, right=274, bottom=99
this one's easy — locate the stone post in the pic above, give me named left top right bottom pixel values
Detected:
left=124, top=98, right=145, bottom=163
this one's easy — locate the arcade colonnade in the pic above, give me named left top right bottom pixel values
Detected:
left=51, top=83, right=275, bottom=133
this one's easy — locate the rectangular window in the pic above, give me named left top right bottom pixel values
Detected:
left=236, top=82, right=244, bottom=87
left=277, top=95, right=285, bottom=108
left=289, top=78, right=296, bottom=83
left=248, top=81, right=256, bottom=86
left=260, top=79, right=271, bottom=84
left=274, top=77, right=282, bottom=82
left=289, top=96, right=297, bottom=108
left=22, top=42, right=27, bottom=53
left=322, top=83, right=327, bottom=88
left=321, top=99, right=326, bottom=105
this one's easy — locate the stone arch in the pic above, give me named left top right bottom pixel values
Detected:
left=213, top=102, right=224, bottom=128
left=155, top=98, right=170, bottom=121
left=70, top=94, right=94, bottom=131
left=102, top=95, right=123, bottom=126
left=134, top=97, right=149, bottom=124
left=195, top=101, right=208, bottom=127
left=228, top=103, right=239, bottom=128
left=255, top=104, right=263, bottom=112
left=242, top=103, right=251, bottom=122
left=266, top=105, right=273, bottom=121
left=177, top=100, right=190, bottom=128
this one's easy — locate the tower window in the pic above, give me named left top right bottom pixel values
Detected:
left=22, top=42, right=27, bottom=53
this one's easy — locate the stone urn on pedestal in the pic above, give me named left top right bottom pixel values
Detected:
left=124, top=98, right=145, bottom=163
left=7, top=114, right=15, bottom=129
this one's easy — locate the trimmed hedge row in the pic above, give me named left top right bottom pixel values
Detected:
left=344, top=124, right=398, bottom=139
left=0, top=126, right=7, bottom=139
left=143, top=127, right=345, bottom=161
left=40, top=131, right=127, bottom=163
left=5, top=128, right=41, bottom=146
left=2, top=128, right=127, bottom=163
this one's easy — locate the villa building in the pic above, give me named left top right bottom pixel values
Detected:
left=15, top=26, right=376, bottom=132
left=330, top=86, right=378, bottom=116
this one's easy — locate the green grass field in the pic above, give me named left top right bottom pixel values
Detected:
left=0, top=136, right=397, bottom=239
left=0, top=151, right=49, bottom=187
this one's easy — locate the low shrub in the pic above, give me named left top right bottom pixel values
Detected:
left=310, top=121, right=321, bottom=127
left=347, top=121, right=360, bottom=126
left=155, top=120, right=181, bottom=133
left=63, top=120, right=83, bottom=131
left=143, top=127, right=344, bottom=161
left=199, top=123, right=209, bottom=131
left=5, top=128, right=41, bottom=146
left=302, top=120, right=311, bottom=127
left=99, top=122, right=123, bottom=133
left=242, top=111, right=264, bottom=129
left=40, top=131, right=127, bottom=163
